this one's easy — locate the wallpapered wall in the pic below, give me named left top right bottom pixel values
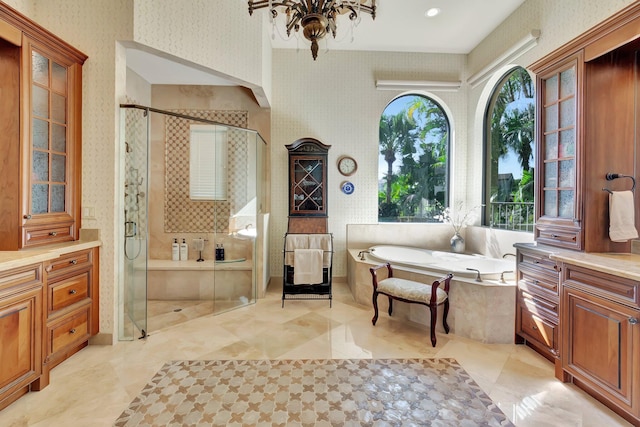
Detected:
left=8, top=0, right=635, bottom=341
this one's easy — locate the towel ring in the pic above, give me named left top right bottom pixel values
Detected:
left=602, top=173, right=636, bottom=194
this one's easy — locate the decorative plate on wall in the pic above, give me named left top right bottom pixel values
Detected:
left=341, top=181, right=355, bottom=195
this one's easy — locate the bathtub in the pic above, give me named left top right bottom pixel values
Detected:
left=347, top=245, right=517, bottom=343
left=366, top=245, right=515, bottom=281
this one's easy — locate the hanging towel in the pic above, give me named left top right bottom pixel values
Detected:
left=308, top=234, right=332, bottom=267
left=285, top=234, right=309, bottom=266
left=293, top=249, right=324, bottom=284
left=609, top=190, right=639, bottom=242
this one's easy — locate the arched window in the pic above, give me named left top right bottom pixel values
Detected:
left=378, top=94, right=450, bottom=222
left=483, top=67, right=535, bottom=231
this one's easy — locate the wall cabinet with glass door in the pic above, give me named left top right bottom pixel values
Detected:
left=530, top=2, right=640, bottom=253
left=0, top=3, right=87, bottom=250
left=533, top=54, right=582, bottom=250
left=286, top=138, right=330, bottom=233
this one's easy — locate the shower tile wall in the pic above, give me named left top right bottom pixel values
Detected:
left=147, top=85, right=271, bottom=264
left=163, top=110, right=247, bottom=234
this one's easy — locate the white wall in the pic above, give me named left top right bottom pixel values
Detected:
left=270, top=50, right=466, bottom=278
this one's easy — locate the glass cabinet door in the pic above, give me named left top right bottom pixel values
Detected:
left=542, top=62, right=576, bottom=220
left=291, top=157, right=325, bottom=214
left=30, top=49, right=69, bottom=216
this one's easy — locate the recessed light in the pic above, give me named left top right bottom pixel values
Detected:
left=425, top=8, right=441, bottom=18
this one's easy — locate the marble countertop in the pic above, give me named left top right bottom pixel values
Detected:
left=515, top=242, right=640, bottom=282
left=0, top=239, right=102, bottom=271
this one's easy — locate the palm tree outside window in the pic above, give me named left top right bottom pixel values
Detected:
left=378, top=95, right=450, bottom=222
left=483, top=67, right=535, bottom=231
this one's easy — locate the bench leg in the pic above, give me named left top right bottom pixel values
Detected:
left=388, top=296, right=393, bottom=316
left=372, top=291, right=379, bottom=325
left=443, top=299, right=450, bottom=334
left=429, top=305, right=437, bottom=347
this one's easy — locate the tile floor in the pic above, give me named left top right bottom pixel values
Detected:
left=0, top=282, right=632, bottom=426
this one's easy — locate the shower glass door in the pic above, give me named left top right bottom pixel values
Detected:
left=119, top=104, right=265, bottom=338
left=120, top=106, right=149, bottom=340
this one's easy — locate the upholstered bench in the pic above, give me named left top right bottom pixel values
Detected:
left=369, top=263, right=453, bottom=347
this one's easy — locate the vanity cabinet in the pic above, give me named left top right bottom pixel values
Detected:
left=0, top=3, right=87, bottom=250
left=515, top=246, right=561, bottom=375
left=0, top=263, right=43, bottom=410
left=286, top=138, right=331, bottom=233
left=561, top=263, right=640, bottom=423
left=529, top=3, right=640, bottom=253
left=33, top=247, right=99, bottom=390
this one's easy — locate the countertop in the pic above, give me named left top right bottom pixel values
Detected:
left=515, top=242, right=640, bottom=281
left=0, top=239, right=102, bottom=271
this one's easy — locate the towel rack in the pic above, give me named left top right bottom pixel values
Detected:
left=602, top=173, right=636, bottom=194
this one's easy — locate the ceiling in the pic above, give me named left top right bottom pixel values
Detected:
left=127, top=0, right=526, bottom=86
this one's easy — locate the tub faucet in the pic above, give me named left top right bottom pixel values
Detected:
left=500, top=270, right=514, bottom=283
left=357, top=250, right=369, bottom=261
left=502, top=253, right=516, bottom=259
left=466, top=268, right=482, bottom=282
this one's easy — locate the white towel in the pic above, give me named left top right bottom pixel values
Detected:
left=308, top=234, right=332, bottom=267
left=293, top=249, right=324, bottom=284
left=285, top=234, right=309, bottom=266
left=609, top=191, right=638, bottom=242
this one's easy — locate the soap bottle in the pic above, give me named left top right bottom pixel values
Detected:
left=220, top=243, right=225, bottom=261
left=215, top=244, right=221, bottom=261
left=180, top=238, right=188, bottom=261
left=172, top=238, right=179, bottom=261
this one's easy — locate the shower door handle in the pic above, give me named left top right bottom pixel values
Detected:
left=125, top=221, right=137, bottom=238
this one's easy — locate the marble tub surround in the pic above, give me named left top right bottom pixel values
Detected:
left=346, top=223, right=534, bottom=258
left=348, top=249, right=516, bottom=343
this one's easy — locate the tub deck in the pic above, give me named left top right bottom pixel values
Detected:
left=347, top=249, right=516, bottom=344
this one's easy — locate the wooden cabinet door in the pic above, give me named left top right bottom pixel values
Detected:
left=0, top=285, right=42, bottom=410
left=562, top=285, right=640, bottom=416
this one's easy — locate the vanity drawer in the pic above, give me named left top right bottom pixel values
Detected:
left=0, top=263, right=42, bottom=294
left=563, top=264, right=639, bottom=308
left=46, top=249, right=92, bottom=277
left=535, top=226, right=581, bottom=250
left=519, top=290, right=559, bottom=317
left=517, top=304, right=558, bottom=353
left=48, top=306, right=89, bottom=355
left=23, top=223, right=73, bottom=248
left=519, top=250, right=557, bottom=272
left=49, top=272, right=89, bottom=313
left=519, top=270, right=559, bottom=299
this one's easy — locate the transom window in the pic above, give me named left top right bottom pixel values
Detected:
left=378, top=95, right=450, bottom=222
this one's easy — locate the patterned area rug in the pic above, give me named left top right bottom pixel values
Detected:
left=115, top=358, right=514, bottom=426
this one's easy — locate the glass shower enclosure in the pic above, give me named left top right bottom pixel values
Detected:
left=119, top=104, right=265, bottom=340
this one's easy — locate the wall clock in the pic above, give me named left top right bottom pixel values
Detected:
left=337, top=156, right=357, bottom=176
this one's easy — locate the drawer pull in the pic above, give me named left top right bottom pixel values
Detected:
left=49, top=231, right=58, bottom=236
left=70, top=259, right=78, bottom=265
left=630, top=318, right=639, bottom=325
left=551, top=234, right=559, bottom=238
left=69, top=328, right=76, bottom=334
left=23, top=214, right=32, bottom=219
left=531, top=325, right=538, bottom=330
left=69, top=289, right=77, bottom=295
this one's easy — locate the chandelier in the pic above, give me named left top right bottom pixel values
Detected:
left=248, top=1, right=377, bottom=60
